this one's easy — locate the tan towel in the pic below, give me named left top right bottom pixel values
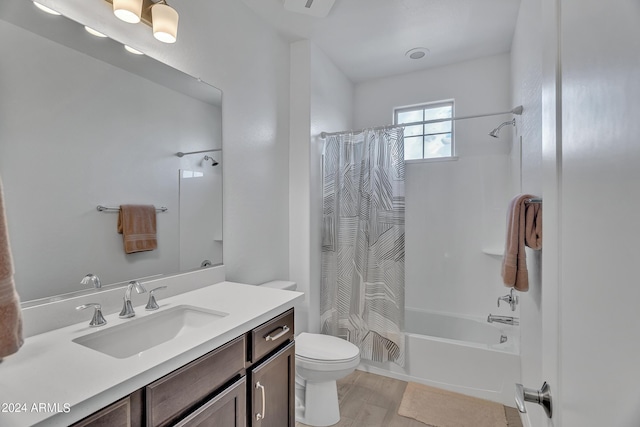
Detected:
left=501, top=194, right=542, bottom=292
left=117, top=205, right=158, bottom=254
left=0, top=177, right=24, bottom=359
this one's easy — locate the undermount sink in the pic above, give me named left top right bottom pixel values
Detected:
left=73, top=305, right=228, bottom=359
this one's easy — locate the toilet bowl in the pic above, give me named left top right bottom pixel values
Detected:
left=295, top=332, right=360, bottom=426
left=260, top=281, right=361, bottom=427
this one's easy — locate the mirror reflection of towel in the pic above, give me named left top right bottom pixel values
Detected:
left=0, top=177, right=24, bottom=359
left=501, top=194, right=542, bottom=292
left=117, top=205, right=158, bottom=254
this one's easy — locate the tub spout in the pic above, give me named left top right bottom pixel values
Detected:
left=487, top=314, right=519, bottom=326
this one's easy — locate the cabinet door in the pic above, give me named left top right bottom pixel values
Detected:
left=174, top=377, right=246, bottom=427
left=71, top=390, right=143, bottom=427
left=72, top=396, right=130, bottom=427
left=250, top=342, right=295, bottom=427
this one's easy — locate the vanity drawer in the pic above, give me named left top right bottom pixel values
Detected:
left=146, top=335, right=245, bottom=427
left=249, top=309, right=294, bottom=363
left=173, top=376, right=246, bottom=427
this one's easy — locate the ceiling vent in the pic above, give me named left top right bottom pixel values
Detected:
left=283, top=0, right=336, bottom=18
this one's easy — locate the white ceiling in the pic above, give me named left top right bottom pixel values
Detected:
left=240, top=0, right=522, bottom=83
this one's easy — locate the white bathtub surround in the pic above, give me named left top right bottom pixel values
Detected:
left=360, top=307, right=520, bottom=407
left=354, top=54, right=513, bottom=320
left=0, top=281, right=303, bottom=426
left=320, top=129, right=406, bottom=366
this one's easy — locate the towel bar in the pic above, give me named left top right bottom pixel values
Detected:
left=524, top=198, right=542, bottom=204
left=96, top=205, right=168, bottom=212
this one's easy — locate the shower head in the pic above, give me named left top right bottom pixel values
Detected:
left=204, top=155, right=219, bottom=166
left=489, top=118, right=516, bottom=138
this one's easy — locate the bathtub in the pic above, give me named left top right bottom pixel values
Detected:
left=359, top=307, right=520, bottom=406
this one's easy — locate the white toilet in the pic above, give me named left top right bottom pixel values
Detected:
left=260, top=281, right=361, bottom=427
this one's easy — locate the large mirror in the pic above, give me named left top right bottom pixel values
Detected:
left=0, top=1, right=223, bottom=303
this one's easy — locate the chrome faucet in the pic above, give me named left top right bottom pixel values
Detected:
left=81, top=273, right=101, bottom=289
left=497, top=288, right=519, bottom=311
left=487, top=314, right=519, bottom=326
left=119, top=280, right=147, bottom=318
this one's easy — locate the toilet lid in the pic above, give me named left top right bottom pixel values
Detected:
left=296, top=332, right=360, bottom=362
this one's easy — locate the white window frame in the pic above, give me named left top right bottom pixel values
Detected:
left=394, top=100, right=456, bottom=161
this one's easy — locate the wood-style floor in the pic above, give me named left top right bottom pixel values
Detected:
left=296, top=370, right=523, bottom=427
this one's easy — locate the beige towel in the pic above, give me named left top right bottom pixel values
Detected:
left=117, top=205, right=158, bottom=254
left=501, top=194, right=542, bottom=292
left=0, top=177, right=24, bottom=359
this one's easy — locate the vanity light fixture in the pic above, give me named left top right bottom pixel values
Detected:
left=106, top=0, right=179, bottom=44
left=33, top=1, right=61, bottom=15
left=113, top=0, right=143, bottom=24
left=151, top=0, right=179, bottom=43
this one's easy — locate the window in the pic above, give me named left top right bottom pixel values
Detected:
left=394, top=100, right=454, bottom=160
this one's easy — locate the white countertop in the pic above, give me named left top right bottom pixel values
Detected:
left=0, top=281, right=303, bottom=427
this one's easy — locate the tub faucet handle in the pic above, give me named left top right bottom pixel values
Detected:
left=497, top=288, right=519, bottom=311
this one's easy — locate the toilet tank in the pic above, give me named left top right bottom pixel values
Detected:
left=260, top=280, right=297, bottom=291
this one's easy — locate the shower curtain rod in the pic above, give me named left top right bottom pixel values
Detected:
left=319, top=105, right=524, bottom=139
left=176, top=148, right=222, bottom=157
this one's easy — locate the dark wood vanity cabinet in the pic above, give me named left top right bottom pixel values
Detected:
left=70, top=309, right=295, bottom=427
left=71, top=391, right=143, bottom=427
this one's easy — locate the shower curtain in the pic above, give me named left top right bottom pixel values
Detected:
left=320, top=127, right=405, bottom=367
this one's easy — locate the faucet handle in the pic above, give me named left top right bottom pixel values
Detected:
left=497, top=288, right=519, bottom=311
left=76, top=303, right=107, bottom=327
left=145, top=286, right=167, bottom=311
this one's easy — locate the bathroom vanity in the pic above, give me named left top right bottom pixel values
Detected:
left=73, top=309, right=295, bottom=427
left=0, top=282, right=302, bottom=427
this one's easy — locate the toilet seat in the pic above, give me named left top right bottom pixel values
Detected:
left=295, top=333, right=360, bottom=373
left=295, top=332, right=360, bottom=362
left=296, top=353, right=360, bottom=373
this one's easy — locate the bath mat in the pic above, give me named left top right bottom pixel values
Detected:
left=397, top=382, right=508, bottom=427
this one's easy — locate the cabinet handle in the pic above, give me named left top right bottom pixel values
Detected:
left=265, top=325, right=290, bottom=342
left=255, top=381, right=266, bottom=421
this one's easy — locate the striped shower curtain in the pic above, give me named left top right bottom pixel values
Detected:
left=320, top=127, right=405, bottom=367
